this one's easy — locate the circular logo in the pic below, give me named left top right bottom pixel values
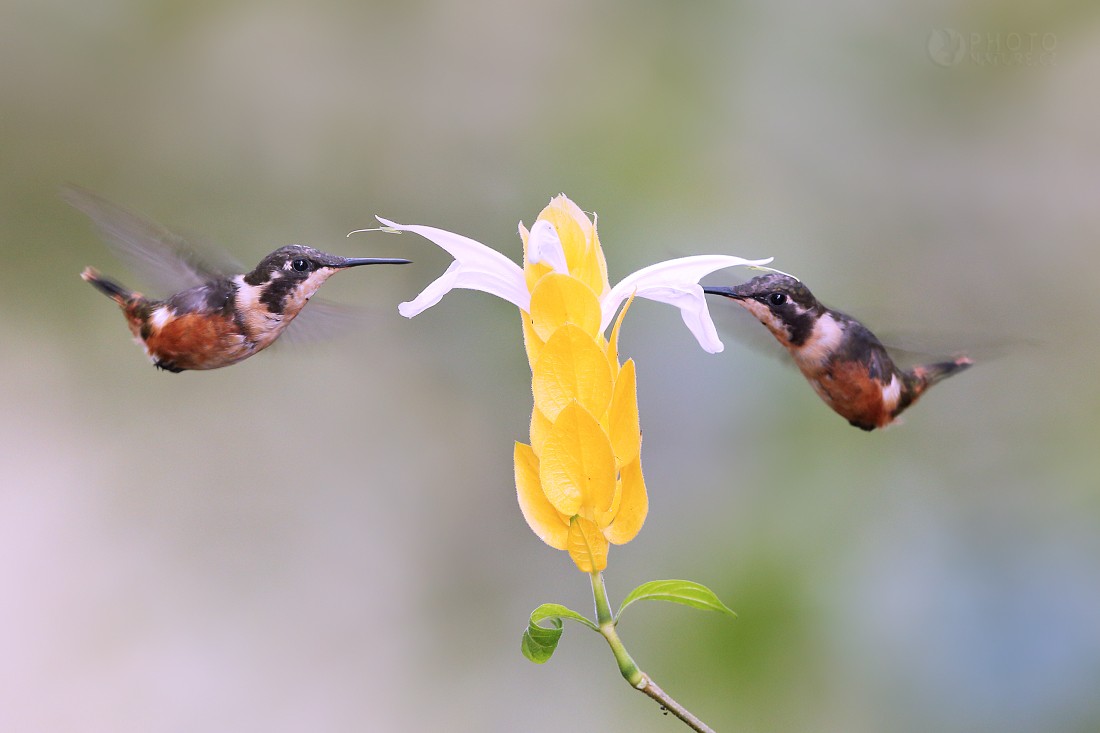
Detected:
left=928, top=28, right=966, bottom=67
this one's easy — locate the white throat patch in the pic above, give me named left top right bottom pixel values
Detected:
left=795, top=312, right=844, bottom=368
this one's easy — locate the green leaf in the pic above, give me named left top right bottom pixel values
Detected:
left=520, top=603, right=598, bottom=664
left=615, top=579, right=736, bottom=622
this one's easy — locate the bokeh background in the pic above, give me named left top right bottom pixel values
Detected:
left=3, top=1, right=1098, bottom=731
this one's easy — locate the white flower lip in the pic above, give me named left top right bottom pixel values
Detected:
left=525, top=219, right=569, bottom=275
left=376, top=217, right=531, bottom=317
left=377, top=215, right=771, bottom=353
left=602, top=254, right=773, bottom=354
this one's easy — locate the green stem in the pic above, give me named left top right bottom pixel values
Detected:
left=590, top=570, right=642, bottom=685
left=589, top=572, right=717, bottom=733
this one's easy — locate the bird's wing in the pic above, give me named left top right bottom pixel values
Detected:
left=280, top=299, right=378, bottom=345
left=64, top=184, right=241, bottom=294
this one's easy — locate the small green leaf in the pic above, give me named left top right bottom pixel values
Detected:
left=520, top=603, right=598, bottom=664
left=616, top=579, right=736, bottom=622
left=521, top=616, right=562, bottom=664
left=530, top=602, right=600, bottom=630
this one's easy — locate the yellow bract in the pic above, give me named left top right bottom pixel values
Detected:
left=515, top=195, right=647, bottom=573
left=605, top=292, right=634, bottom=381
left=540, top=402, right=617, bottom=517
left=514, top=442, right=569, bottom=550
left=604, top=457, right=647, bottom=545
left=532, top=325, right=613, bottom=422
left=529, top=406, right=553, bottom=456
left=608, top=359, right=641, bottom=465
left=567, top=516, right=608, bottom=574
left=526, top=197, right=610, bottom=297
left=529, top=273, right=602, bottom=341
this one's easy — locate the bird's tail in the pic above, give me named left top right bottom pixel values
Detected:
left=81, top=267, right=138, bottom=306
left=908, top=355, right=973, bottom=390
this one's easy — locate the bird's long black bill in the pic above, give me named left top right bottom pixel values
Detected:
left=702, top=285, right=746, bottom=299
left=339, top=257, right=412, bottom=268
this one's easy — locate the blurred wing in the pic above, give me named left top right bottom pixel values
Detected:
left=706, top=300, right=795, bottom=365
left=878, top=331, right=1032, bottom=368
left=64, top=184, right=240, bottom=293
left=281, top=299, right=375, bottom=345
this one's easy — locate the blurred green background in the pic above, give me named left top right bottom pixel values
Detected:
left=2, top=1, right=1098, bottom=731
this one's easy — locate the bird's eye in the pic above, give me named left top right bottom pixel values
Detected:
left=767, top=292, right=787, bottom=306
left=291, top=258, right=310, bottom=272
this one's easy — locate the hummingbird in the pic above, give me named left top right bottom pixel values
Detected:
left=68, top=186, right=410, bottom=372
left=704, top=273, right=972, bottom=430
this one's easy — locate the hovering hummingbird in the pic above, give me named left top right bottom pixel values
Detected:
left=68, top=186, right=409, bottom=372
left=704, top=273, right=972, bottom=430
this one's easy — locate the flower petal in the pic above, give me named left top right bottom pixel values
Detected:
left=601, top=255, right=773, bottom=353
left=525, top=220, right=569, bottom=275
left=515, top=442, right=570, bottom=550
left=378, top=217, right=530, bottom=316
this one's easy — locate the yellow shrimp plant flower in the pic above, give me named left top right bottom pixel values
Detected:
left=377, top=196, right=769, bottom=572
